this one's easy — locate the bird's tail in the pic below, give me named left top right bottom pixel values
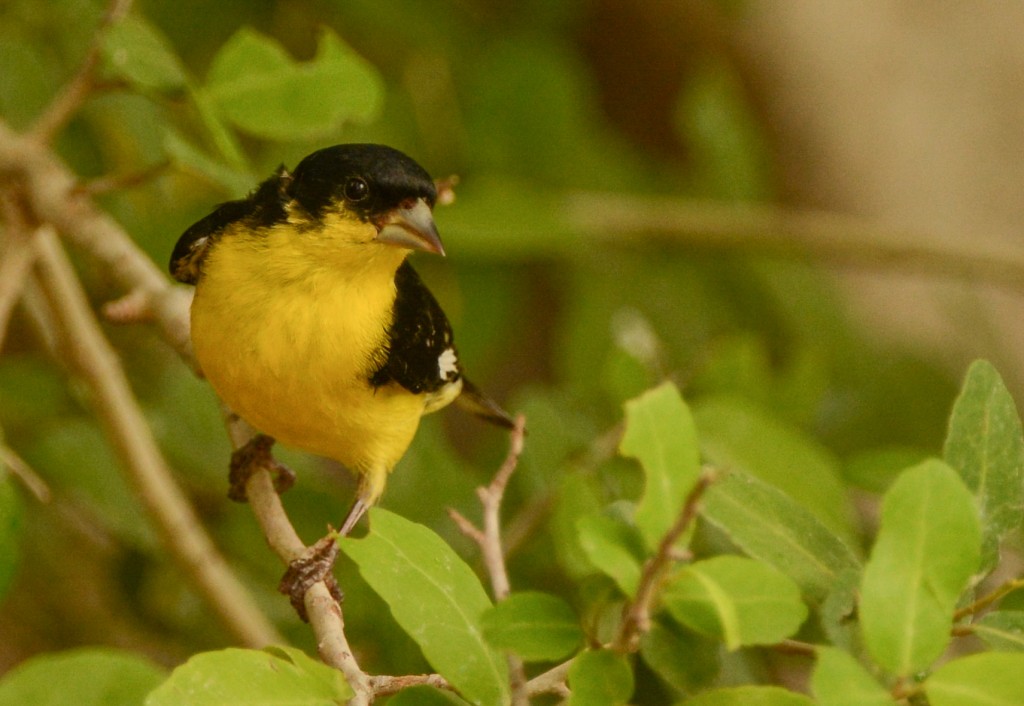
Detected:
left=457, top=378, right=516, bottom=430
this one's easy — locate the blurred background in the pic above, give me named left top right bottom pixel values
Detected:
left=2, top=0, right=1023, bottom=699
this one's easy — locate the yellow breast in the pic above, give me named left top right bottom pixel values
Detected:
left=190, top=224, right=426, bottom=481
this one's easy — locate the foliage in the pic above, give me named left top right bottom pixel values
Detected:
left=2, top=1, right=1023, bottom=705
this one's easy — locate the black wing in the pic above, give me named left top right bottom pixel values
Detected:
left=169, top=168, right=290, bottom=285
left=370, top=261, right=461, bottom=394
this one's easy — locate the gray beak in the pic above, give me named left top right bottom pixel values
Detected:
left=375, top=198, right=445, bottom=255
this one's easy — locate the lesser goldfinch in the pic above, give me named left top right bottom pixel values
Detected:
left=170, top=143, right=512, bottom=537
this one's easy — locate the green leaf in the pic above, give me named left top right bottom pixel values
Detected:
left=163, top=129, right=252, bottom=196
left=0, top=472, right=21, bottom=599
left=566, top=649, right=633, bottom=706
left=662, top=556, right=807, bottom=650
left=551, top=472, right=605, bottom=579
left=576, top=513, right=643, bottom=595
left=0, top=648, right=164, bottom=706
left=811, top=648, right=891, bottom=706
left=339, top=509, right=509, bottom=706
left=480, top=591, right=583, bottom=662
left=619, top=382, right=701, bottom=550
left=943, top=359, right=1024, bottom=573
left=640, top=619, right=719, bottom=696
left=926, top=652, right=1024, bottom=706
left=694, top=396, right=856, bottom=543
left=679, top=685, right=815, bottom=706
left=859, top=459, right=982, bottom=675
left=203, top=27, right=383, bottom=140
left=145, top=647, right=350, bottom=705
left=974, top=611, right=1024, bottom=651
left=700, top=471, right=860, bottom=604
left=101, top=15, right=187, bottom=91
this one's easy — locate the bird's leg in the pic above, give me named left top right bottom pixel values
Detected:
left=278, top=533, right=344, bottom=621
left=228, top=433, right=296, bottom=501
left=339, top=497, right=369, bottom=537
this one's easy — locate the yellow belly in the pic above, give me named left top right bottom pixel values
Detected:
left=190, top=232, right=427, bottom=501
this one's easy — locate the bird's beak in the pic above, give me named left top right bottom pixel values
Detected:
left=375, top=198, right=445, bottom=256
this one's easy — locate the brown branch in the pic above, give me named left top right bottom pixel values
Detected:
left=368, top=673, right=453, bottom=697
left=566, top=192, right=1024, bottom=293
left=525, top=659, right=573, bottom=698
left=953, top=576, right=1024, bottom=621
left=0, top=439, right=52, bottom=503
left=25, top=223, right=282, bottom=647
left=0, top=121, right=194, bottom=363
left=74, top=159, right=171, bottom=197
left=613, top=470, right=716, bottom=653
left=448, top=416, right=529, bottom=706
left=0, top=195, right=42, bottom=347
left=29, top=0, right=134, bottom=144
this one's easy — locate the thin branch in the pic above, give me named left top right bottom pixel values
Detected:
left=954, top=576, right=1024, bottom=621
left=369, top=673, right=453, bottom=697
left=0, top=440, right=51, bottom=503
left=29, top=0, right=134, bottom=144
left=526, top=659, right=573, bottom=698
left=0, top=196, right=42, bottom=347
left=613, top=470, right=716, bottom=653
left=566, top=192, right=1024, bottom=293
left=449, top=416, right=529, bottom=706
left=28, top=224, right=282, bottom=648
left=0, top=120, right=194, bottom=363
left=73, top=159, right=171, bottom=197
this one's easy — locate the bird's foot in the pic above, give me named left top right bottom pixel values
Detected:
left=228, top=434, right=296, bottom=502
left=279, top=534, right=344, bottom=622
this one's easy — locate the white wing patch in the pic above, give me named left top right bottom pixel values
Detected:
left=438, top=347, right=459, bottom=380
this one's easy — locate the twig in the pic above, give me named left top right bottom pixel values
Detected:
left=28, top=223, right=282, bottom=648
left=0, top=195, right=42, bottom=347
left=566, top=192, right=1024, bottom=293
left=954, top=576, right=1024, bottom=621
left=613, top=470, right=716, bottom=653
left=73, top=159, right=171, bottom=197
left=29, top=0, right=134, bottom=144
left=0, top=120, right=194, bottom=363
left=0, top=440, right=51, bottom=503
left=525, top=659, right=573, bottom=698
left=369, top=673, right=453, bottom=697
left=448, top=416, right=529, bottom=706
left=242, top=468, right=370, bottom=698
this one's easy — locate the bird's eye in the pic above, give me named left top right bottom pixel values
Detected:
left=343, top=177, right=369, bottom=203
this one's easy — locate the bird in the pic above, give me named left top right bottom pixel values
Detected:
left=170, top=143, right=513, bottom=539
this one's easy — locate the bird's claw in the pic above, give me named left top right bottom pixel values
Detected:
left=228, top=434, right=296, bottom=502
left=278, top=535, right=343, bottom=621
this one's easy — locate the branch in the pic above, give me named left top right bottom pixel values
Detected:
left=0, top=214, right=41, bottom=347
left=0, top=120, right=194, bottom=362
left=566, top=192, right=1024, bottom=293
left=613, top=469, right=716, bottom=653
left=449, top=416, right=529, bottom=706
left=29, top=0, right=134, bottom=144
left=25, top=222, right=282, bottom=648
left=0, top=438, right=51, bottom=503
left=954, top=576, right=1024, bottom=622
left=525, top=659, right=572, bottom=698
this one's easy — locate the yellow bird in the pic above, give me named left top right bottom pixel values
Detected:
left=170, top=144, right=512, bottom=538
